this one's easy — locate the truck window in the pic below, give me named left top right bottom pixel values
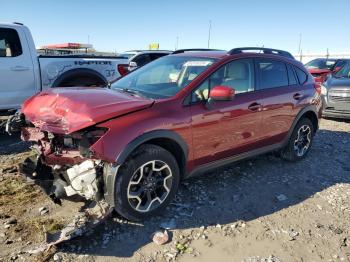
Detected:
left=0, top=28, right=22, bottom=57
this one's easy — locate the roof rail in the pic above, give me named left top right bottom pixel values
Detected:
left=228, top=47, right=294, bottom=59
left=172, top=48, right=223, bottom=54
left=13, top=22, right=24, bottom=26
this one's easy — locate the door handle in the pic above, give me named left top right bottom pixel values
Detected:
left=293, top=93, right=302, bottom=100
left=10, top=66, right=30, bottom=71
left=248, top=102, right=262, bottom=112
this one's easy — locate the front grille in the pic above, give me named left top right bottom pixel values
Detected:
left=329, top=96, right=350, bottom=102
left=328, top=88, right=350, bottom=103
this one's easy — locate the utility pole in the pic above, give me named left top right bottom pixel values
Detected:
left=175, top=36, right=179, bottom=50
left=207, top=20, right=212, bottom=49
left=298, top=33, right=302, bottom=55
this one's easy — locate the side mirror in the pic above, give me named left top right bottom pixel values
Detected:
left=209, top=85, right=235, bottom=101
left=128, top=61, right=138, bottom=71
left=206, top=86, right=235, bottom=109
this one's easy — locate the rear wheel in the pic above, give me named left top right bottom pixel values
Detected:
left=114, top=144, right=180, bottom=221
left=281, top=118, right=314, bottom=162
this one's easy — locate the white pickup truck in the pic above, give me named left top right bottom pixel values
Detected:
left=0, top=22, right=129, bottom=110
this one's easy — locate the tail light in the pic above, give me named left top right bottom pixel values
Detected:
left=117, top=64, right=129, bottom=76
left=314, top=82, right=322, bottom=95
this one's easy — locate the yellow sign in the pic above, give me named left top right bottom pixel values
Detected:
left=149, top=43, right=159, bottom=50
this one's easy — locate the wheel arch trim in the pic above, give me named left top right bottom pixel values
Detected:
left=282, top=105, right=319, bottom=147
left=52, top=68, right=108, bottom=87
left=115, top=129, right=189, bottom=166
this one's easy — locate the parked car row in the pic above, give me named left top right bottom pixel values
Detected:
left=305, top=58, right=350, bottom=119
left=305, top=58, right=348, bottom=83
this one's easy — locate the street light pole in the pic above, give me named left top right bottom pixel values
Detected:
left=207, top=20, right=212, bottom=48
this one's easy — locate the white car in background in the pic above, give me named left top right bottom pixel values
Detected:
left=120, top=50, right=172, bottom=72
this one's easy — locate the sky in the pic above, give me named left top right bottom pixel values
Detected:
left=2, top=0, right=350, bottom=54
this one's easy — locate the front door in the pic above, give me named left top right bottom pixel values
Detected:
left=190, top=58, right=263, bottom=166
left=0, top=26, right=36, bottom=110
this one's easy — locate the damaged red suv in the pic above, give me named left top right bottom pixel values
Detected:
left=15, top=47, right=322, bottom=221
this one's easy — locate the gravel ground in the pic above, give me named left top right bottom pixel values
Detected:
left=0, top=118, right=349, bottom=262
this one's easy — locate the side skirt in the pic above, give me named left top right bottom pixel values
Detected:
left=185, top=143, right=283, bottom=179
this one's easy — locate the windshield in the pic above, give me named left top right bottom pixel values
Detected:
left=334, top=61, right=350, bottom=78
left=111, top=55, right=216, bottom=98
left=305, top=59, right=336, bottom=70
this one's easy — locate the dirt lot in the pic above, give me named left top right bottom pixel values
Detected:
left=0, top=118, right=349, bottom=262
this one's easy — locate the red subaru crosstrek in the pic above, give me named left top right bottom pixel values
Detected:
left=17, top=47, right=322, bottom=221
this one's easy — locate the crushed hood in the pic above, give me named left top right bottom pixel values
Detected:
left=22, top=87, right=154, bottom=134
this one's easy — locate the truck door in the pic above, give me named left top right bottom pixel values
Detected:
left=0, top=26, right=36, bottom=110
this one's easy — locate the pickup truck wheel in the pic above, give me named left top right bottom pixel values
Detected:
left=114, top=144, right=180, bottom=221
left=281, top=118, right=314, bottom=162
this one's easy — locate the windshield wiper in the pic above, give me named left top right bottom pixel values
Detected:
left=117, top=88, right=146, bottom=98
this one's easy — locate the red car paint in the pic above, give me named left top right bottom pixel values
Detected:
left=22, top=87, right=154, bottom=134
left=308, top=68, right=331, bottom=83
left=21, top=51, right=322, bottom=174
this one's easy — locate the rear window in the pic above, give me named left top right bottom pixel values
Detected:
left=294, top=67, right=308, bottom=84
left=0, top=28, right=22, bottom=57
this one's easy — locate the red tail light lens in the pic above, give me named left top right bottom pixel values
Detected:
left=314, top=82, right=322, bottom=95
left=117, top=64, right=129, bottom=76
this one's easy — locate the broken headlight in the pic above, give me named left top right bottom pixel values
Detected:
left=78, top=127, right=108, bottom=158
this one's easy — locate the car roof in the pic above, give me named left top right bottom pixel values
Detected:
left=170, top=51, right=228, bottom=59
left=124, top=50, right=172, bottom=54
left=171, top=50, right=300, bottom=64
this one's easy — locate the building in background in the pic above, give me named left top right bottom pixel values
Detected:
left=37, top=43, right=118, bottom=56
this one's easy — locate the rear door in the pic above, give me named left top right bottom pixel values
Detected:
left=0, top=26, right=36, bottom=110
left=256, top=58, right=305, bottom=146
left=190, top=58, right=264, bottom=166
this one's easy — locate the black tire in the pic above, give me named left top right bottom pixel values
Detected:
left=114, top=144, right=180, bottom=221
left=281, top=118, right=314, bottom=162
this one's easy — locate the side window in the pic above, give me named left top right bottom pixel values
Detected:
left=287, top=64, right=298, bottom=85
left=0, top=28, right=22, bottom=57
left=133, top=54, right=151, bottom=67
left=150, top=53, right=168, bottom=61
left=294, top=67, right=308, bottom=84
left=257, top=59, right=288, bottom=89
left=192, top=59, right=254, bottom=102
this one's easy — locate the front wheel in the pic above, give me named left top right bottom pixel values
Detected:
left=114, top=144, right=180, bottom=221
left=281, top=118, right=314, bottom=162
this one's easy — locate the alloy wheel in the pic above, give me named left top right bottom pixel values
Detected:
left=293, top=125, right=312, bottom=157
left=127, top=160, right=173, bottom=212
